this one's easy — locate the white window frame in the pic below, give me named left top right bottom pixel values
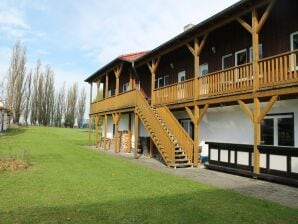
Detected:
left=290, top=31, right=298, bottom=70
left=222, top=53, right=233, bottom=70
left=249, top=44, right=263, bottom=63
left=263, top=114, right=294, bottom=146
left=235, top=49, right=247, bottom=66
left=199, top=63, right=209, bottom=76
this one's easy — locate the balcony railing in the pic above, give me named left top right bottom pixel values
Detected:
left=90, top=90, right=137, bottom=114
left=152, top=50, right=298, bottom=106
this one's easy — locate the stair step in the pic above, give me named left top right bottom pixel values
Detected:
left=170, top=163, right=192, bottom=168
left=175, top=158, right=189, bottom=163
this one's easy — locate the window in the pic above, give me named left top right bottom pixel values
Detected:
left=123, top=82, right=130, bottom=92
left=249, top=44, right=263, bottom=62
left=178, top=71, right=186, bottom=82
left=199, top=63, right=209, bottom=76
left=108, top=89, right=112, bottom=97
left=179, top=119, right=194, bottom=139
left=235, top=49, right=247, bottom=66
left=222, top=54, right=233, bottom=69
left=157, top=75, right=169, bottom=88
left=261, top=114, right=294, bottom=147
left=290, top=31, right=298, bottom=69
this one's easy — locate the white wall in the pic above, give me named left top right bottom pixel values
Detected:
left=173, top=99, right=298, bottom=156
left=101, top=113, right=149, bottom=149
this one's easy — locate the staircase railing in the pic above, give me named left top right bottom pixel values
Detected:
left=135, top=90, right=175, bottom=165
left=156, top=106, right=194, bottom=162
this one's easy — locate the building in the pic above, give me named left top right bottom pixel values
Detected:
left=85, top=0, right=298, bottom=186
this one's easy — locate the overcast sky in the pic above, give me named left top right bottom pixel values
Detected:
left=0, top=0, right=239, bottom=113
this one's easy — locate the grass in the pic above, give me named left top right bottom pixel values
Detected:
left=0, top=127, right=297, bottom=224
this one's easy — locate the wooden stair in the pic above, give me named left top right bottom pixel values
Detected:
left=135, top=90, right=192, bottom=168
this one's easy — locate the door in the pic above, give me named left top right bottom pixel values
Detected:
left=177, top=71, right=186, bottom=99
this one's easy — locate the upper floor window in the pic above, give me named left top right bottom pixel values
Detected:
left=235, top=49, right=247, bottom=67
left=290, top=31, right=298, bottom=70
left=157, top=75, right=169, bottom=88
left=261, top=113, right=294, bottom=147
left=249, top=44, right=263, bottom=62
left=199, top=63, right=209, bottom=76
left=222, top=54, right=233, bottom=69
left=123, top=82, right=130, bottom=92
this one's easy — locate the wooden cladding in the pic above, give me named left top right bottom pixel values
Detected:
left=152, top=50, right=298, bottom=106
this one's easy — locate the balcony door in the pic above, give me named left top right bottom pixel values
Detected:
left=177, top=71, right=186, bottom=99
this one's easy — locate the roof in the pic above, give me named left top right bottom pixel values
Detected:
left=135, top=0, right=267, bottom=65
left=84, top=51, right=148, bottom=82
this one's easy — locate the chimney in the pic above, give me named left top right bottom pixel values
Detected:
left=184, top=23, right=194, bottom=31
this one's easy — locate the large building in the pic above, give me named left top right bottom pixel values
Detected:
left=85, top=0, right=298, bottom=186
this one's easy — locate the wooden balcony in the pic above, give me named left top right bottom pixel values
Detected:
left=90, top=90, right=137, bottom=114
left=153, top=50, right=298, bottom=106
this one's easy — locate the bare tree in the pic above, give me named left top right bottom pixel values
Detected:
left=6, top=41, right=27, bottom=124
left=42, top=65, right=55, bottom=126
left=30, top=60, right=42, bottom=125
left=77, top=88, right=86, bottom=128
left=37, top=72, right=44, bottom=125
left=54, top=83, right=66, bottom=127
left=65, top=83, right=78, bottom=128
left=23, top=69, right=32, bottom=125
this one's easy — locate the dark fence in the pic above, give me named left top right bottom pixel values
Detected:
left=206, top=142, right=298, bottom=186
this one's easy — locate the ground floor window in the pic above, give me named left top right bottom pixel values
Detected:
left=261, top=113, right=294, bottom=147
left=179, top=119, right=194, bottom=139
left=123, top=82, right=130, bottom=92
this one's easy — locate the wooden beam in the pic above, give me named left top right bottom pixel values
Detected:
left=197, top=33, right=209, bottom=56
left=186, top=43, right=195, bottom=56
left=95, top=116, right=101, bottom=148
left=105, top=73, right=109, bottom=99
left=253, top=97, right=261, bottom=174
left=238, top=100, right=253, bottom=122
left=104, top=114, right=108, bottom=150
left=134, top=112, right=139, bottom=159
left=258, top=95, right=278, bottom=122
left=185, top=107, right=196, bottom=124
left=252, top=8, right=260, bottom=91
left=198, top=104, right=209, bottom=124
left=150, top=139, right=154, bottom=158
left=90, top=82, right=93, bottom=104
left=88, top=116, right=92, bottom=146
left=128, top=113, right=132, bottom=153
left=112, top=112, right=121, bottom=153
left=236, top=17, right=252, bottom=34
left=148, top=57, right=161, bottom=105
left=257, top=0, right=276, bottom=34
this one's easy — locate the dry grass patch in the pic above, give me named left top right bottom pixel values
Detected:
left=0, top=150, right=31, bottom=171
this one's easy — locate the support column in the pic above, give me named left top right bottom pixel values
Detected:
left=105, top=73, right=109, bottom=99
left=104, top=114, right=108, bottom=150
left=112, top=112, right=121, bottom=153
left=128, top=113, right=132, bottom=153
left=134, top=112, right=139, bottom=159
left=238, top=95, right=278, bottom=175
left=186, top=34, right=208, bottom=99
left=252, top=9, right=260, bottom=91
left=129, top=72, right=133, bottom=91
left=95, top=116, right=102, bottom=148
left=147, top=57, right=161, bottom=105
left=149, top=139, right=154, bottom=158
left=88, top=116, right=92, bottom=146
left=114, top=64, right=123, bottom=96
left=185, top=104, right=208, bottom=167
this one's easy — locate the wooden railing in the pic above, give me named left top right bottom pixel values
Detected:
left=259, top=50, right=298, bottom=88
left=135, top=90, right=175, bottom=164
left=153, top=78, right=195, bottom=105
left=199, top=63, right=253, bottom=97
left=156, top=106, right=194, bottom=162
left=90, top=90, right=137, bottom=114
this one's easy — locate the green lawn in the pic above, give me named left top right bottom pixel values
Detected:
left=0, top=127, right=297, bottom=224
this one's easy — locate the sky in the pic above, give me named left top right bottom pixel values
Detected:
left=0, top=0, right=239, bottom=113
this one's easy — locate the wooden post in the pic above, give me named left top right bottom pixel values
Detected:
left=252, top=9, right=260, bottom=92
left=112, top=112, right=121, bottom=153
left=134, top=112, right=139, bottom=159
left=150, top=139, right=154, bottom=158
left=185, top=104, right=208, bottom=167
left=105, top=73, right=109, bottom=99
left=186, top=34, right=208, bottom=99
left=128, top=113, right=132, bottom=153
left=95, top=116, right=100, bottom=148
left=90, top=82, right=93, bottom=103
left=129, top=72, right=133, bottom=91
left=253, top=97, right=261, bottom=174
left=114, top=64, right=123, bottom=96
left=88, top=116, right=92, bottom=146
left=147, top=57, right=161, bottom=105
left=238, top=96, right=278, bottom=175
left=104, top=114, right=108, bottom=150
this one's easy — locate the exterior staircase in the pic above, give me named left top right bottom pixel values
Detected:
left=135, top=90, right=192, bottom=168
